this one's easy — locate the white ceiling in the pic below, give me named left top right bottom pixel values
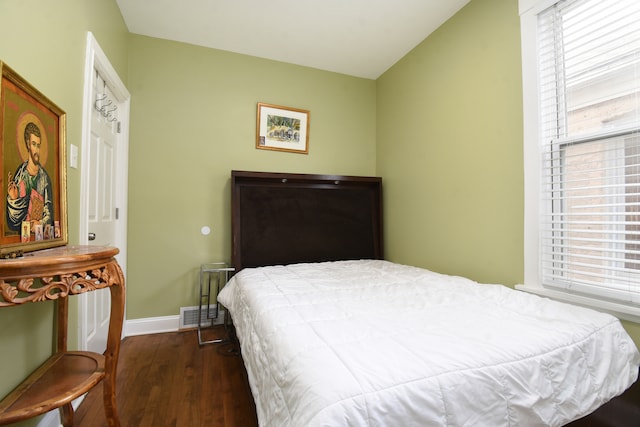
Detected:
left=115, top=0, right=471, bottom=79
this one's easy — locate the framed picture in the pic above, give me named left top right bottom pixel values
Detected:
left=256, top=102, right=310, bottom=154
left=0, top=61, right=67, bottom=257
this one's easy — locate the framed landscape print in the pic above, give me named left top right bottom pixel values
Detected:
left=256, top=102, right=310, bottom=154
left=0, top=61, right=67, bottom=257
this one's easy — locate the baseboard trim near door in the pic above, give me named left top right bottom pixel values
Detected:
left=124, top=315, right=180, bottom=337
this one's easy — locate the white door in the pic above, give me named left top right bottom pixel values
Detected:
left=79, top=33, right=130, bottom=353
left=85, top=74, right=119, bottom=353
left=89, top=75, right=118, bottom=250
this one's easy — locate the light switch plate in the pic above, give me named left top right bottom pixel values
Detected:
left=70, top=144, right=78, bottom=168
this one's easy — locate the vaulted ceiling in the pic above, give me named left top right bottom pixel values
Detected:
left=115, top=0, right=471, bottom=79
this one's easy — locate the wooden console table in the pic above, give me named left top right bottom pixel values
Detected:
left=0, top=246, right=125, bottom=427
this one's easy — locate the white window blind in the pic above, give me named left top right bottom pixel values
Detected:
left=538, top=0, right=640, bottom=305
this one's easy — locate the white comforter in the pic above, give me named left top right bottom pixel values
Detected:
left=218, top=260, right=640, bottom=427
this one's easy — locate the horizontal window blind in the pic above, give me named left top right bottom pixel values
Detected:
left=538, top=0, right=640, bottom=304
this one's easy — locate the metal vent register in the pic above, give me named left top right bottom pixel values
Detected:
left=179, top=305, right=225, bottom=329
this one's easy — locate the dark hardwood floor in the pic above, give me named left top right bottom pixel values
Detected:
left=75, top=329, right=258, bottom=427
left=565, top=374, right=640, bottom=427
left=75, top=329, right=639, bottom=427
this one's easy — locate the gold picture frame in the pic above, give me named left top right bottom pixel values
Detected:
left=0, top=61, right=68, bottom=257
left=256, top=102, right=310, bottom=154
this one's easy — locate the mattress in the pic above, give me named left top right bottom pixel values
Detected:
left=218, top=260, right=640, bottom=427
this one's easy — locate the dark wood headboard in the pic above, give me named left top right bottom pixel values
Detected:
left=231, top=170, right=383, bottom=272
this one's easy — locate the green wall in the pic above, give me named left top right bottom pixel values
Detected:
left=0, top=0, right=129, bottom=424
left=125, top=35, right=376, bottom=319
left=377, top=0, right=523, bottom=286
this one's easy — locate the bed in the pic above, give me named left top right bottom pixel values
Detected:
left=220, top=170, right=640, bottom=427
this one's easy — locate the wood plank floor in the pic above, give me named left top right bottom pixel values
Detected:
left=74, top=329, right=258, bottom=427
left=75, top=329, right=639, bottom=427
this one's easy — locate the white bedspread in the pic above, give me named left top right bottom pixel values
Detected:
left=218, top=260, right=640, bottom=427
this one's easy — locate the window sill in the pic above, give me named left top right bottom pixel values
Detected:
left=516, top=284, right=640, bottom=324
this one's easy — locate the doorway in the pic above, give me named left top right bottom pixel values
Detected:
left=79, top=33, right=130, bottom=353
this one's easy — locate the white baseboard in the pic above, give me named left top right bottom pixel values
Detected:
left=38, top=410, right=60, bottom=427
left=124, top=315, right=181, bottom=337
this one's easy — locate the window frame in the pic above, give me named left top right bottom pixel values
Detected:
left=517, top=0, right=640, bottom=323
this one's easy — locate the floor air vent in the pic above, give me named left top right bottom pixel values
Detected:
left=179, top=305, right=225, bottom=329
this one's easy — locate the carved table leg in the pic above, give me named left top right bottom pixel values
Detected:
left=59, top=403, right=73, bottom=427
left=103, top=262, right=125, bottom=427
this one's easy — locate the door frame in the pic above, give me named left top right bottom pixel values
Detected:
left=78, top=32, right=130, bottom=350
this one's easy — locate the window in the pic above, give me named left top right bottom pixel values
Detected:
left=519, top=0, right=640, bottom=321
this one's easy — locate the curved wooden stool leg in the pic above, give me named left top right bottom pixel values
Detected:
left=103, top=266, right=125, bottom=427
left=103, top=383, right=121, bottom=427
left=59, top=403, right=73, bottom=427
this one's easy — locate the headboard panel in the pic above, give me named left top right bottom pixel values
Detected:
left=231, top=170, right=383, bottom=271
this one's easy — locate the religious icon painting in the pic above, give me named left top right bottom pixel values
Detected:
left=0, top=61, right=68, bottom=257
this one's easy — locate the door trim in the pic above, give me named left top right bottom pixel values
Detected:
left=79, top=32, right=130, bottom=349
